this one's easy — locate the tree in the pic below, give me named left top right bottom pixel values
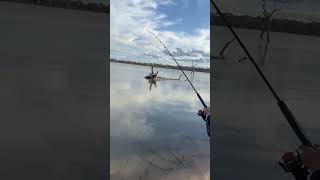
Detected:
left=259, top=0, right=280, bottom=43
left=211, top=38, right=235, bottom=62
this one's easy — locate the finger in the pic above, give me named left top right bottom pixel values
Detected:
left=299, top=145, right=308, bottom=152
left=314, top=144, right=320, bottom=149
left=300, top=145, right=315, bottom=151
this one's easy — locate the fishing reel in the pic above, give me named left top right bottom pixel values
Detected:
left=279, top=150, right=310, bottom=180
left=197, top=109, right=210, bottom=137
left=197, top=109, right=209, bottom=121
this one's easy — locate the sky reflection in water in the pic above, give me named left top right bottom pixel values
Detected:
left=110, top=62, right=210, bottom=180
left=212, top=26, right=320, bottom=180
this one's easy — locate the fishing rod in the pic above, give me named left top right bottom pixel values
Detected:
left=147, top=29, right=211, bottom=137
left=210, top=0, right=311, bottom=147
left=146, top=29, right=208, bottom=109
left=211, top=0, right=314, bottom=179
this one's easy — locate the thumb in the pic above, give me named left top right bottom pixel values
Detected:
left=313, top=144, right=320, bottom=151
left=299, top=145, right=314, bottom=153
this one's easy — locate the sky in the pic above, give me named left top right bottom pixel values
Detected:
left=110, top=0, right=210, bottom=68
left=213, top=0, right=320, bottom=22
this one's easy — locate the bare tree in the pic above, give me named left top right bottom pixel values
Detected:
left=219, top=38, right=236, bottom=58
left=259, top=0, right=280, bottom=43
left=211, top=38, right=251, bottom=64
left=238, top=56, right=248, bottom=63
left=190, top=61, right=198, bottom=82
left=211, top=38, right=236, bottom=62
left=178, top=61, right=197, bottom=83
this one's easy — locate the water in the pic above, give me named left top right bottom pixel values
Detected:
left=0, top=3, right=107, bottom=179
left=110, top=62, right=210, bottom=180
left=212, top=26, right=320, bottom=180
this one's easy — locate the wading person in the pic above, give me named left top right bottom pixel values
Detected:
left=145, top=66, right=158, bottom=79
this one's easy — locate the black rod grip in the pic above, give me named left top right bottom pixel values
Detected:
left=197, top=93, right=207, bottom=108
left=278, top=100, right=312, bottom=147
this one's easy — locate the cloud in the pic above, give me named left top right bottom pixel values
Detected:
left=164, top=48, right=210, bottom=58
left=110, top=68, right=210, bottom=178
left=110, top=0, right=210, bottom=67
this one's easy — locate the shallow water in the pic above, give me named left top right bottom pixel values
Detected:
left=212, top=26, right=320, bottom=180
left=110, top=62, right=210, bottom=180
left=0, top=2, right=107, bottom=180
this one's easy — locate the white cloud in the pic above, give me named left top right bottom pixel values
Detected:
left=110, top=0, right=210, bottom=67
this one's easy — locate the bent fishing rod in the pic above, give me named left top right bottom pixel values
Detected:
left=210, top=0, right=312, bottom=147
left=147, top=29, right=208, bottom=109
left=147, top=29, right=210, bottom=137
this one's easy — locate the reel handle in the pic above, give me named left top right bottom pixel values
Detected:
left=279, top=150, right=309, bottom=180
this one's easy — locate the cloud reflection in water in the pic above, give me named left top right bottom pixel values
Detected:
left=110, top=62, right=210, bottom=180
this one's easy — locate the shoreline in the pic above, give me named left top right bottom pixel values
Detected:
left=0, top=0, right=109, bottom=13
left=110, top=59, right=210, bottom=73
left=211, top=13, right=320, bottom=37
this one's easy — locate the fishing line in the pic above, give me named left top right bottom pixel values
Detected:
left=145, top=40, right=177, bottom=79
left=146, top=29, right=208, bottom=108
left=210, top=0, right=312, bottom=147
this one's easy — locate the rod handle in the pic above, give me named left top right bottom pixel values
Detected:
left=197, top=93, right=207, bottom=108
left=278, top=100, right=312, bottom=147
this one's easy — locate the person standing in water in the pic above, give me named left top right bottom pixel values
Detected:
left=145, top=66, right=158, bottom=79
left=150, top=66, right=158, bottom=79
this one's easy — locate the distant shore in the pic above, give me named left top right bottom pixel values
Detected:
left=211, top=13, right=320, bottom=37
left=0, top=0, right=109, bottom=13
left=110, top=59, right=210, bottom=73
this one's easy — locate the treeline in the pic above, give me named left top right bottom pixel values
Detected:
left=0, top=0, right=109, bottom=13
left=211, top=13, right=320, bottom=36
left=110, top=59, right=210, bottom=73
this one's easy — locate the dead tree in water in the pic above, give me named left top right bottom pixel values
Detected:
left=211, top=38, right=235, bottom=62
left=219, top=38, right=235, bottom=58
left=178, top=61, right=200, bottom=83
left=189, top=61, right=198, bottom=82
left=212, top=38, right=250, bottom=64
left=254, top=0, right=281, bottom=66
left=259, top=0, right=280, bottom=43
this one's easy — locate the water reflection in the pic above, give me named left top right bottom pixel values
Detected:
left=110, top=62, right=210, bottom=180
left=148, top=79, right=157, bottom=91
left=212, top=26, right=320, bottom=180
left=145, top=66, right=183, bottom=92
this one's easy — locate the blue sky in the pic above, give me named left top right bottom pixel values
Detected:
left=157, top=0, right=209, bottom=33
left=110, top=0, right=210, bottom=68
